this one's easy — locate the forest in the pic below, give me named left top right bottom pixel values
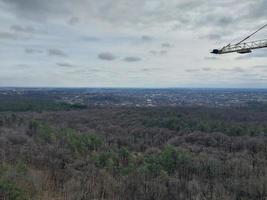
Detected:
left=1, top=105, right=267, bottom=199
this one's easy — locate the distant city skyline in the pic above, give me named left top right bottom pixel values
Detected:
left=0, top=0, right=267, bottom=88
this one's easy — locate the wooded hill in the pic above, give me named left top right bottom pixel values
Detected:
left=1, top=106, right=267, bottom=199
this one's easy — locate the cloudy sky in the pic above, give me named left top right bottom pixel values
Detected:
left=0, top=0, right=267, bottom=88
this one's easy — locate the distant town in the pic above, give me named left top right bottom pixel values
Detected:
left=1, top=87, right=267, bottom=108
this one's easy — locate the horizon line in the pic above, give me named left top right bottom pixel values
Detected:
left=1, top=86, right=267, bottom=90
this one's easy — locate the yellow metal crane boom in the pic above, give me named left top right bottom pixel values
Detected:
left=211, top=23, right=267, bottom=55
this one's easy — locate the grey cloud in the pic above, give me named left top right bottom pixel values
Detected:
left=56, top=62, right=74, bottom=67
left=200, top=33, right=222, bottom=41
left=68, top=16, right=79, bottom=25
left=217, top=17, right=233, bottom=26
left=161, top=43, right=173, bottom=48
left=185, top=69, right=200, bottom=73
left=2, top=0, right=65, bottom=21
left=198, top=15, right=234, bottom=28
left=25, top=48, right=42, bottom=54
left=245, top=0, right=267, bottom=20
left=124, top=56, right=142, bottom=62
left=149, top=50, right=168, bottom=56
left=0, top=32, right=17, bottom=40
left=2, top=0, right=267, bottom=38
left=141, top=68, right=160, bottom=72
left=10, top=25, right=35, bottom=33
left=2, top=0, right=46, bottom=11
left=252, top=65, right=267, bottom=70
left=141, top=35, right=153, bottom=42
left=141, top=67, right=161, bottom=72
left=98, top=52, right=116, bottom=61
left=16, top=64, right=31, bottom=69
left=233, top=67, right=245, bottom=73
left=221, top=67, right=245, bottom=73
left=149, top=50, right=157, bottom=55
left=142, top=68, right=150, bottom=72
left=160, top=50, right=167, bottom=55
left=240, top=73, right=267, bottom=81
left=202, top=67, right=211, bottom=71
left=176, top=1, right=203, bottom=11
left=48, top=48, right=67, bottom=57
left=87, top=69, right=101, bottom=73
left=82, top=36, right=101, bottom=42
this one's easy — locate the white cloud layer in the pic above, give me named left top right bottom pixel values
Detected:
left=0, top=0, right=267, bottom=87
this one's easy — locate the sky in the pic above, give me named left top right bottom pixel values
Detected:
left=0, top=0, right=267, bottom=88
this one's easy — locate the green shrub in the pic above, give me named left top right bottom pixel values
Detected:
left=36, top=123, right=55, bottom=144
left=27, top=121, right=56, bottom=144
left=60, top=128, right=82, bottom=153
left=16, top=162, right=27, bottom=176
left=161, top=145, right=192, bottom=174
left=137, top=146, right=193, bottom=177
left=0, top=179, right=29, bottom=200
left=60, top=129, right=102, bottom=154
left=139, top=155, right=161, bottom=177
left=80, top=133, right=102, bottom=151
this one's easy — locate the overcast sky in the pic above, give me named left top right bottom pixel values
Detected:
left=0, top=0, right=267, bottom=88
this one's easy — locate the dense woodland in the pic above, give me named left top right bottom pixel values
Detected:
left=1, top=105, right=267, bottom=199
left=0, top=94, right=87, bottom=112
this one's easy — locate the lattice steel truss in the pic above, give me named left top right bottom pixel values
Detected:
left=212, top=39, right=267, bottom=54
left=211, top=23, right=267, bottom=55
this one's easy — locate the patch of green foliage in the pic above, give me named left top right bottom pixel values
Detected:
left=0, top=179, right=29, bottom=200
left=28, top=122, right=103, bottom=155
left=0, top=162, right=30, bottom=200
left=59, top=128, right=102, bottom=154
left=28, top=123, right=196, bottom=178
left=139, top=145, right=193, bottom=176
left=27, top=120, right=56, bottom=144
